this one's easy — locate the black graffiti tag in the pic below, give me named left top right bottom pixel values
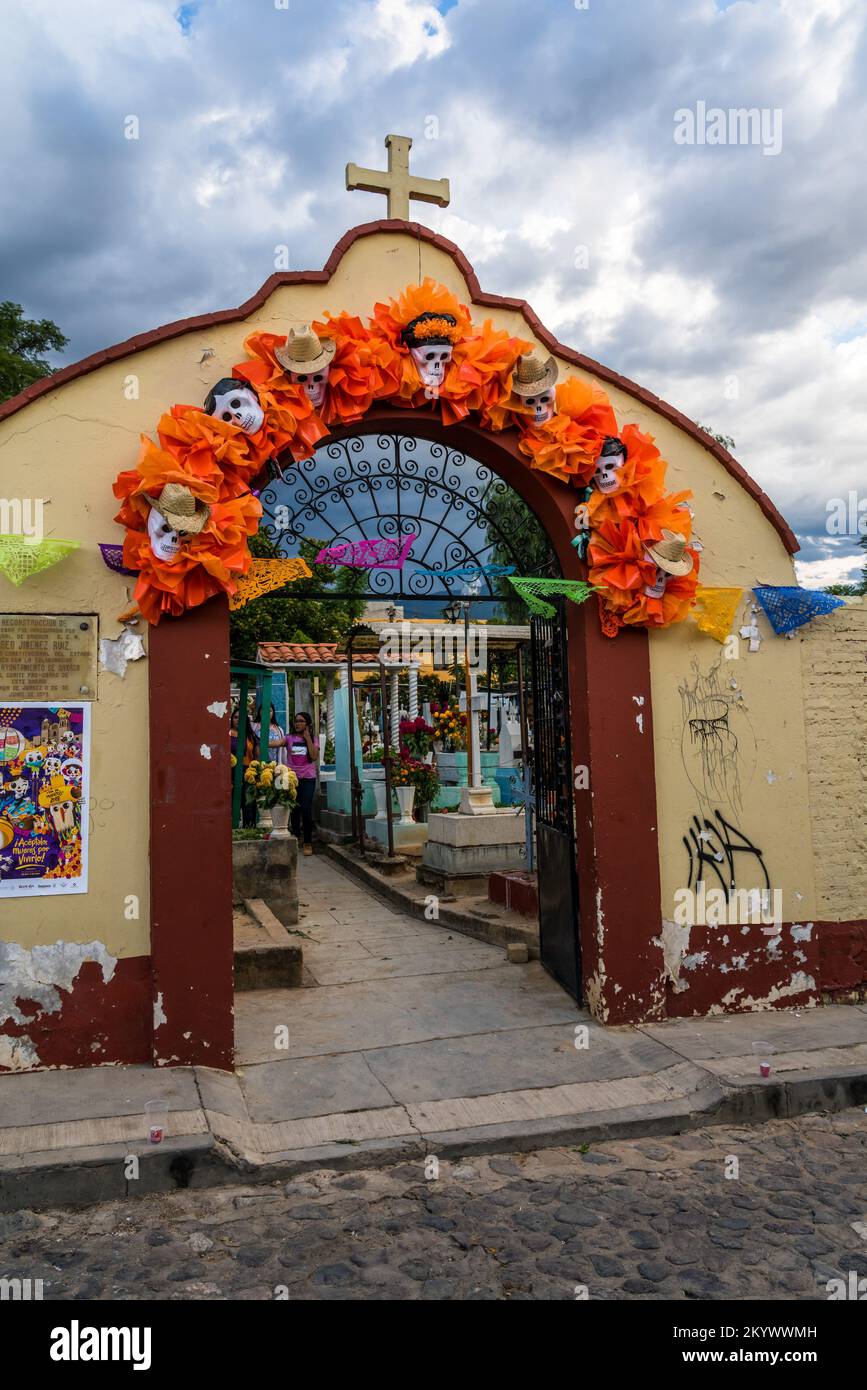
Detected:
left=683, top=811, right=771, bottom=894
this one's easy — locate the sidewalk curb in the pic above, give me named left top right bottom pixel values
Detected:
left=2, top=1065, right=866, bottom=1213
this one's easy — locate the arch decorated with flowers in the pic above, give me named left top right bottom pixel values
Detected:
left=112, top=276, right=700, bottom=631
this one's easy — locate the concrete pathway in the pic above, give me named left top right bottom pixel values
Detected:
left=2, top=854, right=866, bottom=1210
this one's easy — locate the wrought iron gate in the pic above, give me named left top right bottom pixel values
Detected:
left=529, top=605, right=581, bottom=1000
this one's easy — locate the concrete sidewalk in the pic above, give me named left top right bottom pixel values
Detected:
left=2, top=855, right=867, bottom=1211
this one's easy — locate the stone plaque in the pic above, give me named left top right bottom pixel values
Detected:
left=0, top=614, right=98, bottom=702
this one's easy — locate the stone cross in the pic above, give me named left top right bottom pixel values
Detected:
left=346, top=134, right=450, bottom=221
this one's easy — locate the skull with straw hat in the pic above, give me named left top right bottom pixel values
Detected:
left=274, top=324, right=337, bottom=375
left=644, top=528, right=694, bottom=577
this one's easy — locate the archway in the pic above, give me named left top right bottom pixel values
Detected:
left=149, top=406, right=665, bottom=1067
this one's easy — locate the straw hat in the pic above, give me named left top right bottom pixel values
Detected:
left=275, top=324, right=337, bottom=375
left=645, top=529, right=694, bottom=577
left=149, top=482, right=210, bottom=535
left=511, top=352, right=558, bottom=397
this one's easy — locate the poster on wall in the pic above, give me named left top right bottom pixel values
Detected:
left=0, top=702, right=90, bottom=897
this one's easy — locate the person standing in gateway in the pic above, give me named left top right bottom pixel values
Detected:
left=287, top=712, right=319, bottom=856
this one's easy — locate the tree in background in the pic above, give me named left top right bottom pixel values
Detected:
left=825, top=534, right=867, bottom=596
left=486, top=488, right=556, bottom=623
left=697, top=423, right=736, bottom=452
left=0, top=302, right=68, bottom=402
left=229, top=531, right=368, bottom=663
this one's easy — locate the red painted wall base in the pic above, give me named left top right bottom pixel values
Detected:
left=0, top=955, right=151, bottom=1072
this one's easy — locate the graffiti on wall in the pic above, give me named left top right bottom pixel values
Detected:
left=683, top=810, right=770, bottom=894
left=678, top=657, right=768, bottom=894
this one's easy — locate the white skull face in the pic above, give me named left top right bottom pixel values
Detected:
left=643, top=553, right=668, bottom=599
left=61, top=759, right=83, bottom=787
left=208, top=385, right=264, bottom=434
left=411, top=345, right=452, bottom=389
left=49, top=799, right=76, bottom=835
left=45, top=756, right=62, bottom=778
left=147, top=506, right=184, bottom=564
left=9, top=777, right=28, bottom=801
left=593, top=449, right=625, bottom=494
left=525, top=389, right=556, bottom=425
left=289, top=366, right=330, bottom=410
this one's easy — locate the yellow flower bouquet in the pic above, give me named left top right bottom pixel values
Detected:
left=243, top=760, right=298, bottom=810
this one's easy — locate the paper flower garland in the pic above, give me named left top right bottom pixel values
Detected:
left=110, top=277, right=704, bottom=632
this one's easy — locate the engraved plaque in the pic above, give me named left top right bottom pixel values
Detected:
left=0, top=614, right=98, bottom=702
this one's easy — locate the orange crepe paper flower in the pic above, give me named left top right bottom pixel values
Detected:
left=587, top=519, right=651, bottom=600
left=584, top=423, right=668, bottom=527
left=113, top=438, right=221, bottom=530
left=369, top=279, right=474, bottom=420
left=155, top=406, right=268, bottom=497
left=517, top=377, right=619, bottom=485
left=233, top=333, right=329, bottom=463
left=450, top=322, right=534, bottom=432
left=113, top=438, right=261, bottom=625
left=617, top=553, right=701, bottom=629
left=628, top=489, right=695, bottom=547
left=309, top=312, right=387, bottom=427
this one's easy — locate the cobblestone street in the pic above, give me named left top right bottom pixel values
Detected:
left=2, top=1109, right=866, bottom=1302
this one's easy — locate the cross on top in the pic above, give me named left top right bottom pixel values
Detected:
left=346, top=134, right=450, bottom=221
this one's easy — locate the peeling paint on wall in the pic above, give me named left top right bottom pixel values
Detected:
left=199, top=744, right=212, bottom=760
left=0, top=941, right=117, bottom=1027
left=207, top=701, right=228, bottom=718
left=153, top=992, right=167, bottom=1029
left=682, top=951, right=708, bottom=971
left=656, top=917, right=690, bottom=992
left=791, top=922, right=814, bottom=942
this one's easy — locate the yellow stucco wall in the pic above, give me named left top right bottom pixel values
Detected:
left=1, top=224, right=847, bottom=968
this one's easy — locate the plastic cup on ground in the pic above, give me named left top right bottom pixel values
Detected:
left=145, top=1100, right=167, bottom=1144
left=752, top=1042, right=774, bottom=1078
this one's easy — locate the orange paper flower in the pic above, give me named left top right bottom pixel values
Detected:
left=112, top=439, right=261, bottom=625
left=233, top=333, right=330, bottom=463
left=517, top=376, right=619, bottom=484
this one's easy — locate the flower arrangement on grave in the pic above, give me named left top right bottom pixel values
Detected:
left=399, top=716, right=435, bottom=759
left=431, top=701, right=467, bottom=752
left=243, top=760, right=298, bottom=810
left=392, top=754, right=441, bottom=816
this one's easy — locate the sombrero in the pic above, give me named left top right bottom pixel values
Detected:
left=274, top=325, right=337, bottom=375
left=645, top=529, right=694, bottom=577
left=148, top=483, right=210, bottom=536
left=511, top=352, right=558, bottom=397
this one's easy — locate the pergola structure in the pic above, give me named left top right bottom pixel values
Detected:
left=256, top=642, right=381, bottom=746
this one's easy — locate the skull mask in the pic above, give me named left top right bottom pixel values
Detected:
left=525, top=389, right=556, bottom=425
left=643, top=554, right=669, bottom=599
left=403, top=312, right=459, bottom=393
left=593, top=436, right=627, bottom=494
left=203, top=378, right=264, bottom=434
left=410, top=345, right=452, bottom=389
left=289, top=366, right=330, bottom=410
left=147, top=507, right=185, bottom=564
left=9, top=777, right=28, bottom=801
left=45, top=756, right=62, bottom=778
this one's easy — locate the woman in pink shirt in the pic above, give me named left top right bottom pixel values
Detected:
left=287, top=711, right=319, bottom=855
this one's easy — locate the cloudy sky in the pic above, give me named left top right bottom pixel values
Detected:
left=4, top=0, right=865, bottom=584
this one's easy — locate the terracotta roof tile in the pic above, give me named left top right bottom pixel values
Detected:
left=257, top=642, right=344, bottom=664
